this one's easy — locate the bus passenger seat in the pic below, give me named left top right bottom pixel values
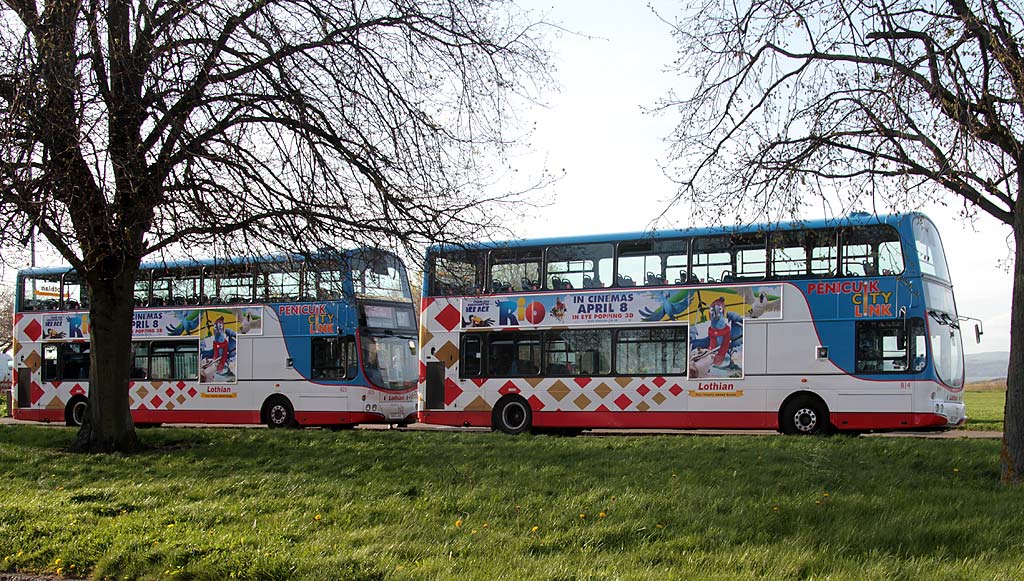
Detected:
left=646, top=272, right=664, bottom=286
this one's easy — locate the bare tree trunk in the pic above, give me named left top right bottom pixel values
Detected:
left=71, top=264, right=141, bottom=453
left=1002, top=214, right=1024, bottom=483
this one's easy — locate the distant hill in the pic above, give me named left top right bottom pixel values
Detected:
left=965, top=351, right=1009, bottom=382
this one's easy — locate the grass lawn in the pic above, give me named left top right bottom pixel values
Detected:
left=2, top=426, right=1024, bottom=580
left=962, top=389, right=1005, bottom=432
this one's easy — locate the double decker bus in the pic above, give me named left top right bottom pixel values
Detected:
left=11, top=249, right=419, bottom=428
left=418, top=212, right=969, bottom=435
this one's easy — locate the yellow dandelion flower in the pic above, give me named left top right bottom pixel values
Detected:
left=815, top=500, right=822, bottom=505
left=599, top=512, right=607, bottom=518
left=314, top=514, right=322, bottom=521
left=655, top=524, right=664, bottom=529
left=579, top=513, right=586, bottom=519
left=772, top=506, right=780, bottom=512
left=167, top=523, right=175, bottom=528
left=531, top=526, right=539, bottom=533
left=823, top=492, right=830, bottom=497
left=455, top=519, right=463, bottom=528
left=56, top=568, right=63, bottom=576
left=953, top=468, right=960, bottom=473
left=471, top=530, right=478, bottom=535
left=671, top=473, right=677, bottom=478
left=483, top=523, right=489, bottom=528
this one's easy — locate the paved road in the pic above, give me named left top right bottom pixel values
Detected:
left=0, top=415, right=1001, bottom=438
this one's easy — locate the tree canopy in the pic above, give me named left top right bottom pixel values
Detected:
left=659, top=0, right=1022, bottom=225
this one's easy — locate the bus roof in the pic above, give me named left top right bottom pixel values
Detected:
left=427, top=212, right=920, bottom=253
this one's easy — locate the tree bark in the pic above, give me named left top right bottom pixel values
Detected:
left=1001, top=209, right=1024, bottom=483
left=70, top=263, right=142, bottom=453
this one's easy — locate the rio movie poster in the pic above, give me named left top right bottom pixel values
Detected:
left=688, top=288, right=746, bottom=379
left=199, top=309, right=239, bottom=384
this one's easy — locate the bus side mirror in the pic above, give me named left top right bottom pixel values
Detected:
left=975, top=323, right=983, bottom=344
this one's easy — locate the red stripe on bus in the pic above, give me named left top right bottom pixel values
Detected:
left=829, top=412, right=950, bottom=430
left=13, top=409, right=63, bottom=422
left=13, top=408, right=413, bottom=427
left=419, top=410, right=954, bottom=432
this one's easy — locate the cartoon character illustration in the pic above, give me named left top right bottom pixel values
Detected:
left=550, top=298, right=567, bottom=321
left=240, top=309, right=263, bottom=334
left=167, top=310, right=202, bottom=335
left=67, top=314, right=85, bottom=338
left=463, top=315, right=494, bottom=328
left=640, top=291, right=690, bottom=322
left=45, top=329, right=66, bottom=339
left=200, top=314, right=238, bottom=382
left=211, top=316, right=235, bottom=374
left=690, top=296, right=744, bottom=377
left=747, top=290, right=781, bottom=319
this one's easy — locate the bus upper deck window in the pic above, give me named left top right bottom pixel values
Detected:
left=770, top=231, right=809, bottom=277
left=733, top=233, right=767, bottom=281
left=61, top=273, right=89, bottom=310
left=20, top=274, right=62, bottom=311
left=912, top=215, right=950, bottom=280
left=349, top=252, right=409, bottom=300
left=204, top=265, right=256, bottom=304
left=809, top=230, right=838, bottom=276
left=490, top=248, right=542, bottom=293
left=691, top=236, right=731, bottom=284
left=547, top=244, right=613, bottom=290
left=262, top=269, right=301, bottom=302
left=617, top=239, right=687, bottom=287
left=134, top=277, right=151, bottom=308
left=431, top=251, right=482, bottom=296
left=842, top=225, right=903, bottom=277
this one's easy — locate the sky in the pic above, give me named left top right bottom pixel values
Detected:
left=504, top=0, right=1013, bottom=355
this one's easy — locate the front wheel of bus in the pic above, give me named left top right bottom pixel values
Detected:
left=493, top=396, right=532, bottom=435
left=65, top=396, right=88, bottom=427
left=263, top=396, right=297, bottom=429
left=780, top=396, right=830, bottom=436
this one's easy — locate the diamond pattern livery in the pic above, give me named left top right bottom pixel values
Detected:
left=614, top=393, right=632, bottom=410
left=435, top=304, right=462, bottom=332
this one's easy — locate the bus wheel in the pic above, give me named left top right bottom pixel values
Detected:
left=493, top=396, right=532, bottom=435
left=263, top=396, right=297, bottom=429
left=64, top=396, right=89, bottom=427
left=781, top=396, right=830, bottom=435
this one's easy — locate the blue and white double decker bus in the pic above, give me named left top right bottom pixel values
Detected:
left=418, top=212, right=969, bottom=434
left=11, top=249, right=419, bottom=428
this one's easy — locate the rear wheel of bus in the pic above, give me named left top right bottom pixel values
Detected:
left=493, top=396, right=531, bottom=435
left=780, top=394, right=831, bottom=435
left=64, top=396, right=88, bottom=427
left=263, top=396, right=297, bottom=429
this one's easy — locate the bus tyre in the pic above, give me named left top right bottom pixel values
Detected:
left=781, top=396, right=830, bottom=436
left=65, top=396, right=88, bottom=427
left=263, top=396, right=297, bottom=429
left=493, top=396, right=532, bottom=435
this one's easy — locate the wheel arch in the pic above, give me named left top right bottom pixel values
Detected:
left=261, top=393, right=296, bottom=427
left=777, top=390, right=831, bottom=431
left=64, top=394, right=89, bottom=427
left=491, top=393, right=532, bottom=435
